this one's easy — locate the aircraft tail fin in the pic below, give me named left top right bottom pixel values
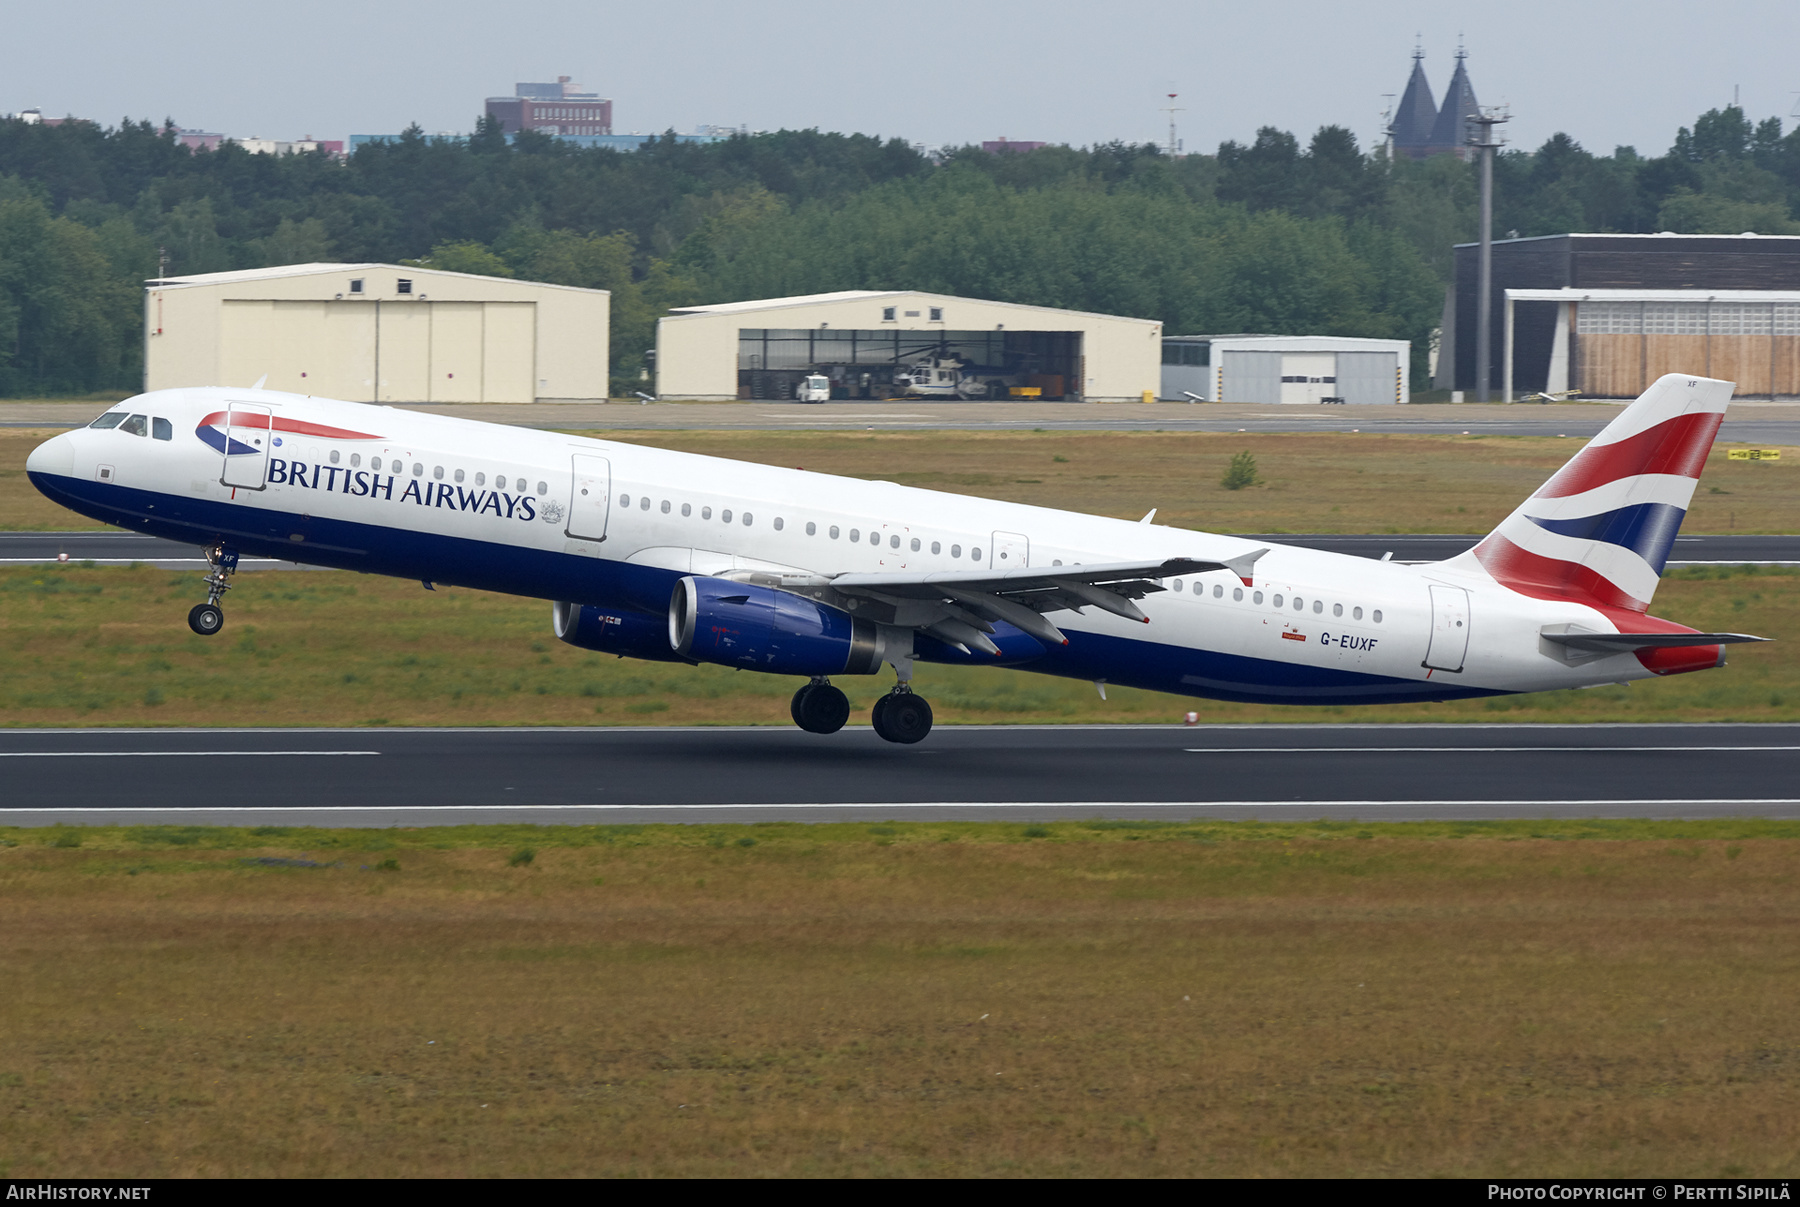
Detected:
left=1441, top=373, right=1734, bottom=613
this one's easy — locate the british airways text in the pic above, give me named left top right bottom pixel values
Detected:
left=266, top=459, right=538, bottom=522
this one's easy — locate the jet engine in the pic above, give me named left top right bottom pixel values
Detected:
left=668, top=576, right=895, bottom=675
left=552, top=601, right=688, bottom=663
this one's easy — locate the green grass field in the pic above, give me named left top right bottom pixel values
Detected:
left=3, top=820, right=1796, bottom=1177
left=6, top=426, right=1797, bottom=533
left=0, top=562, right=1794, bottom=727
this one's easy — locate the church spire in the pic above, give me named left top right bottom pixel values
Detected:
left=1426, top=41, right=1481, bottom=159
left=1389, top=39, right=1439, bottom=158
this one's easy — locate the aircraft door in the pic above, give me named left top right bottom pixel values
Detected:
left=1423, top=584, right=1471, bottom=672
left=567, top=454, right=611, bottom=542
left=990, top=531, right=1029, bottom=570
left=219, top=403, right=271, bottom=490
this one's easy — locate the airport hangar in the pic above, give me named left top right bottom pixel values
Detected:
left=1443, top=232, right=1800, bottom=398
left=144, top=263, right=611, bottom=403
left=653, top=290, right=1162, bottom=402
left=1160, top=334, right=1411, bottom=404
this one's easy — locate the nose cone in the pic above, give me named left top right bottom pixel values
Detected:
left=26, top=431, right=76, bottom=481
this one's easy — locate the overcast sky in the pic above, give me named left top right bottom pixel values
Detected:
left=8, top=0, right=1798, bottom=158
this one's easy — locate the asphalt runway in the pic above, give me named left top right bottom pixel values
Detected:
left=7, top=529, right=1797, bottom=569
left=9, top=399, right=1800, bottom=442
left=3, top=724, right=1796, bottom=826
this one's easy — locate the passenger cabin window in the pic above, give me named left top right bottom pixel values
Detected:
left=806, top=522, right=816, bottom=536
left=971, top=546, right=982, bottom=560
left=119, top=414, right=148, bottom=436
left=152, top=417, right=172, bottom=441
left=722, top=509, right=733, bottom=523
left=682, top=503, right=692, bottom=517
left=849, top=528, right=860, bottom=542
left=453, top=467, right=463, bottom=482
left=353, top=454, right=363, bottom=468
left=433, top=466, right=444, bottom=480
left=1214, top=585, right=1224, bottom=598
left=89, top=413, right=126, bottom=429
left=951, top=544, right=961, bottom=557
left=931, top=541, right=940, bottom=554
left=662, top=500, right=671, bottom=514
left=1353, top=607, right=1363, bottom=620
left=743, top=513, right=753, bottom=526
left=536, top=481, right=547, bottom=495
left=1373, top=610, right=1383, bottom=623
left=829, top=526, right=840, bottom=539
left=702, top=507, right=712, bottom=520
left=774, top=517, right=784, bottom=531
left=640, top=497, right=650, bottom=510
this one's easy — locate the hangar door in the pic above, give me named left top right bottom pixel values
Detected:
left=1218, top=350, right=1281, bottom=404
left=1335, top=351, right=1401, bottom=404
left=218, top=300, right=535, bottom=403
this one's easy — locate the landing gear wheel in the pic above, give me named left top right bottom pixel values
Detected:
left=792, top=683, right=850, bottom=735
left=187, top=602, right=224, bottom=636
left=871, top=692, right=932, bottom=744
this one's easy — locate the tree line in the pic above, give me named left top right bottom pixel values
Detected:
left=1, top=104, right=1796, bottom=396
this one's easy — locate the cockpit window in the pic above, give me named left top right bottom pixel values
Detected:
left=88, top=412, right=126, bottom=430
left=152, top=417, right=173, bottom=441
left=119, top=414, right=149, bottom=436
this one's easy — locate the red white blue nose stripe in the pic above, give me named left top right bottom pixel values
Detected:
left=196, top=411, right=384, bottom=456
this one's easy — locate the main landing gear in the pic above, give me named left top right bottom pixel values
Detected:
left=187, top=543, right=238, bottom=636
left=871, top=686, right=933, bottom=745
left=789, top=676, right=935, bottom=744
left=791, top=678, right=851, bottom=734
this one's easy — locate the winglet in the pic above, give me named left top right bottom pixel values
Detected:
left=1139, top=509, right=1157, bottom=524
left=1223, top=547, right=1269, bottom=587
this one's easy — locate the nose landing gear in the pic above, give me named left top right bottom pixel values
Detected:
left=791, top=677, right=851, bottom=734
left=187, top=543, right=238, bottom=636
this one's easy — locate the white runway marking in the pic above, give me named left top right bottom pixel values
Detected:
left=0, top=750, right=380, bottom=758
left=1185, top=746, right=1800, bottom=754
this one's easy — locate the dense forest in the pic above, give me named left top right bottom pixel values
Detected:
left=1, top=104, right=1797, bottom=396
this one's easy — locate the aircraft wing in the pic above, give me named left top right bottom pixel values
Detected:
left=734, top=550, right=1268, bottom=655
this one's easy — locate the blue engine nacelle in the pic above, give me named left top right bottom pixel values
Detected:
left=552, top=601, right=688, bottom=663
left=669, top=576, right=887, bottom=675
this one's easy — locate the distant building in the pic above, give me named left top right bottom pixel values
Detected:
left=349, top=130, right=730, bottom=154
left=1161, top=335, right=1409, bottom=404
left=176, top=128, right=226, bottom=152
left=485, top=76, right=613, bottom=137
left=982, top=138, right=1046, bottom=154
left=144, top=263, right=611, bottom=403
left=1445, top=233, right=1800, bottom=398
left=175, top=129, right=343, bottom=158
left=1387, top=46, right=1481, bottom=161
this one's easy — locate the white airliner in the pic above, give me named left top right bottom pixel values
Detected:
left=25, top=374, right=1762, bottom=743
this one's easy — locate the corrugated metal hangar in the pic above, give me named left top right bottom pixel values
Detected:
left=654, top=291, right=1161, bottom=402
left=1445, top=232, right=1800, bottom=396
left=145, top=264, right=611, bottom=403
left=1161, top=334, right=1410, bottom=404
left=1503, top=288, right=1800, bottom=400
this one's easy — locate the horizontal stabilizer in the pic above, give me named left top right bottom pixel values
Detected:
left=1541, top=630, right=1769, bottom=654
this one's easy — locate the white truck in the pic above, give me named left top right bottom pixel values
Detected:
left=794, top=373, right=832, bottom=403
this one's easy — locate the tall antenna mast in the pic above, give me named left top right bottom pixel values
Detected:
left=1469, top=104, right=1511, bottom=403
left=1162, top=92, right=1184, bottom=156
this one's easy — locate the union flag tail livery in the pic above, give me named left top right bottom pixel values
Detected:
left=25, top=376, right=1765, bottom=744
left=1450, top=374, right=1732, bottom=613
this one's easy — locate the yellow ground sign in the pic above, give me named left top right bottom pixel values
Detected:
left=1727, top=449, right=1782, bottom=461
